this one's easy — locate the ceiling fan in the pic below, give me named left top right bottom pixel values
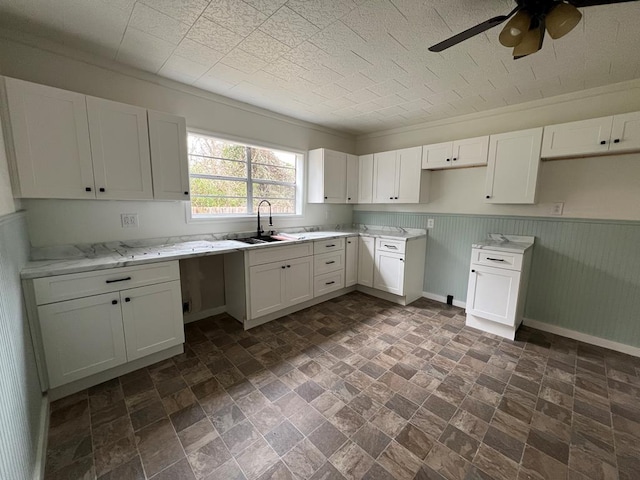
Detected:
left=428, top=0, right=639, bottom=59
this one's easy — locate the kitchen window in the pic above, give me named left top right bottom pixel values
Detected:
left=187, top=132, right=302, bottom=218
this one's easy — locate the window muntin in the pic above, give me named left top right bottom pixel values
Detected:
left=188, top=133, right=299, bottom=217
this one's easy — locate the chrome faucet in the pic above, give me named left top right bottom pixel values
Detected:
left=257, top=200, right=272, bottom=238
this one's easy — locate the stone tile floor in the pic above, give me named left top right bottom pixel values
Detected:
left=44, top=292, right=640, bottom=480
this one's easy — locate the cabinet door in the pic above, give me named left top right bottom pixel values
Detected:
left=284, top=256, right=314, bottom=307
left=120, top=281, right=184, bottom=361
left=148, top=110, right=190, bottom=200
left=249, top=262, right=285, bottom=318
left=87, top=97, right=153, bottom=200
left=345, top=237, right=359, bottom=287
left=4, top=78, right=95, bottom=199
left=421, top=141, right=452, bottom=169
left=485, top=128, right=542, bottom=204
left=373, top=151, right=397, bottom=203
left=358, top=154, right=374, bottom=203
left=38, top=293, right=126, bottom=388
left=452, top=136, right=489, bottom=167
left=609, top=111, right=640, bottom=153
left=541, top=117, right=612, bottom=158
left=466, top=265, right=520, bottom=326
left=346, top=154, right=359, bottom=203
left=323, top=149, right=347, bottom=203
left=373, top=251, right=405, bottom=295
left=357, top=236, right=375, bottom=287
left=396, top=146, right=422, bottom=203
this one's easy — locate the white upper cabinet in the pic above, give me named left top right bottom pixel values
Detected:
left=609, top=112, right=640, bottom=153
left=485, top=127, right=543, bottom=204
left=358, top=154, right=374, bottom=204
left=373, top=146, right=425, bottom=204
left=87, top=97, right=153, bottom=200
left=541, top=116, right=613, bottom=158
left=345, top=154, right=359, bottom=204
left=148, top=110, right=190, bottom=201
left=4, top=78, right=95, bottom=199
left=307, top=148, right=347, bottom=203
left=422, top=136, right=489, bottom=169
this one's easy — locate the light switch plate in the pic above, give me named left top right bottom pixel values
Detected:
left=550, top=202, right=564, bottom=216
left=427, top=218, right=435, bottom=229
left=121, top=213, right=138, bottom=228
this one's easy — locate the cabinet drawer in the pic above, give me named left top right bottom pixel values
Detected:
left=313, top=237, right=345, bottom=254
left=314, top=271, right=344, bottom=297
left=33, top=261, right=180, bottom=305
left=376, top=237, right=406, bottom=254
left=247, top=243, right=313, bottom=266
left=314, top=251, right=344, bottom=275
left=471, top=249, right=522, bottom=271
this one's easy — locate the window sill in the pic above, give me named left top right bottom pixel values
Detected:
left=185, top=208, right=304, bottom=224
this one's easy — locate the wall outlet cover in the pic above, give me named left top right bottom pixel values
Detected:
left=427, top=218, right=435, bottom=229
left=121, top=213, right=138, bottom=228
left=551, top=202, right=564, bottom=216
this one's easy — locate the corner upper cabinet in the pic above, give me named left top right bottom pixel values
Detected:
left=148, top=110, right=190, bottom=200
left=608, top=112, right=640, bottom=153
left=541, top=116, right=613, bottom=158
left=422, top=136, right=489, bottom=169
left=485, top=127, right=543, bottom=204
left=358, top=154, right=374, bottom=204
left=373, top=146, right=427, bottom=203
left=345, top=154, right=359, bottom=203
left=307, top=148, right=347, bottom=203
left=87, top=97, right=153, bottom=200
left=4, top=77, right=95, bottom=199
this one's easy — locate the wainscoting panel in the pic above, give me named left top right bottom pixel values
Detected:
left=355, top=211, right=640, bottom=348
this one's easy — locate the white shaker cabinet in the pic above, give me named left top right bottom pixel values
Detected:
left=466, top=265, right=520, bottom=327
left=345, top=154, right=359, bottom=203
left=541, top=116, right=613, bottom=158
left=485, top=127, right=543, bottom=204
left=345, top=236, right=359, bottom=287
left=307, top=148, right=347, bottom=203
left=608, top=112, right=640, bottom=153
left=87, top=97, right=153, bottom=200
left=4, top=77, right=95, bottom=199
left=357, top=236, right=375, bottom=287
left=422, top=136, right=489, bottom=169
left=373, top=146, right=425, bottom=204
left=373, top=250, right=405, bottom=296
left=358, top=154, right=374, bottom=204
left=148, top=110, right=190, bottom=200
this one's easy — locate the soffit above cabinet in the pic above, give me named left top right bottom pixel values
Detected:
left=0, top=0, right=639, bottom=134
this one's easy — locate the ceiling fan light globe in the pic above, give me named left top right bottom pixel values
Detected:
left=499, top=10, right=531, bottom=47
left=512, top=26, right=542, bottom=56
left=546, top=2, right=582, bottom=39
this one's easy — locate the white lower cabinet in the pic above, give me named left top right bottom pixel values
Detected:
left=466, top=265, right=520, bottom=326
left=285, top=256, right=314, bottom=305
left=373, top=251, right=405, bottom=295
left=345, top=236, right=358, bottom=287
left=33, top=261, right=183, bottom=388
left=357, top=236, right=375, bottom=287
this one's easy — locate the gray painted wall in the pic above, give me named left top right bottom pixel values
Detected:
left=0, top=212, right=43, bottom=480
left=355, top=211, right=640, bottom=348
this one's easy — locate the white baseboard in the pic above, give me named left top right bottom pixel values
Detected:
left=422, top=292, right=466, bottom=309
left=33, top=394, right=49, bottom=480
left=183, top=306, right=226, bottom=324
left=523, top=318, right=640, bottom=358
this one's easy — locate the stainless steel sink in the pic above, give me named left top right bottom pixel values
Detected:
left=236, top=236, right=284, bottom=245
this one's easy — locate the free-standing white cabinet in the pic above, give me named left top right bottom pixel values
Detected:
left=345, top=236, right=359, bottom=287
left=4, top=77, right=95, bottom=199
left=87, top=97, right=153, bottom=200
left=373, top=146, right=426, bottom=203
left=148, top=110, right=190, bottom=201
left=422, top=136, right=489, bottom=169
left=357, top=236, right=375, bottom=287
left=485, top=127, right=543, bottom=204
left=358, top=154, right=374, bottom=204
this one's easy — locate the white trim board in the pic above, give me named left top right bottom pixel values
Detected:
left=33, top=394, right=49, bottom=480
left=422, top=291, right=466, bottom=309
left=523, top=318, right=640, bottom=358
left=183, top=306, right=227, bottom=324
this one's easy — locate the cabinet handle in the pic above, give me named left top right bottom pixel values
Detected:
left=125, top=297, right=131, bottom=302
left=326, top=244, right=335, bottom=248
left=348, top=197, right=351, bottom=200
left=112, top=299, right=118, bottom=305
left=384, top=244, right=397, bottom=249
left=471, top=269, right=476, bottom=273
left=453, top=158, right=457, bottom=161
left=400, top=258, right=404, bottom=262
left=287, top=265, right=291, bottom=268
left=325, top=260, right=336, bottom=264
left=347, top=241, right=351, bottom=244
left=486, top=195, right=491, bottom=199
left=600, top=140, right=606, bottom=145
left=394, top=197, right=398, bottom=200
left=325, top=281, right=335, bottom=285
left=106, top=276, right=132, bottom=284
left=184, top=191, right=189, bottom=195
left=446, top=158, right=450, bottom=162
left=281, top=266, right=286, bottom=269
left=324, top=196, right=328, bottom=199
left=389, top=197, right=393, bottom=200
left=614, top=139, right=620, bottom=143
left=486, top=257, right=505, bottom=262
left=85, top=187, right=92, bottom=192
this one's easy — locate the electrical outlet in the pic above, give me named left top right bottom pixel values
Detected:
left=550, top=202, right=564, bottom=216
left=427, top=218, right=435, bottom=229
left=121, top=213, right=138, bottom=228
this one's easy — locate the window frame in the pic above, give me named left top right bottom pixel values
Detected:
left=185, top=129, right=305, bottom=223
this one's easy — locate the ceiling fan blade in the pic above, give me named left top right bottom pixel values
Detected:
left=568, top=0, right=639, bottom=6
left=428, top=6, right=520, bottom=52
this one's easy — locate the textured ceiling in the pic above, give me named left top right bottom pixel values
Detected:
left=1, top=0, right=639, bottom=134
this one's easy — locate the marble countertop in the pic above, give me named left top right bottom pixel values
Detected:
left=472, top=234, right=535, bottom=253
left=22, top=225, right=426, bottom=279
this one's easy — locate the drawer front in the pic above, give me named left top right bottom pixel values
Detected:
left=314, top=251, right=344, bottom=275
left=376, top=237, right=406, bottom=254
left=313, top=237, right=345, bottom=254
left=471, top=249, right=523, bottom=271
left=33, top=261, right=180, bottom=305
left=247, top=243, right=313, bottom=266
left=314, top=271, right=344, bottom=297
